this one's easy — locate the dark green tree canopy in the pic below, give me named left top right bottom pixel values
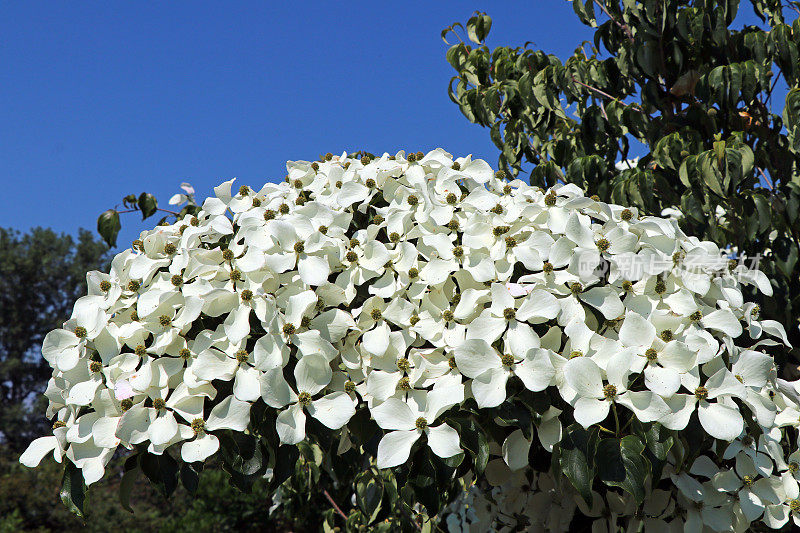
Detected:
left=445, top=1, right=800, bottom=363
left=0, top=227, right=110, bottom=452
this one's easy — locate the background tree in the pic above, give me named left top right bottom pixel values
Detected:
left=443, top=1, right=800, bottom=367
left=0, top=228, right=110, bottom=452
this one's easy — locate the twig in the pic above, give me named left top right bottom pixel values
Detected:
left=765, top=67, right=783, bottom=109
left=593, top=0, right=634, bottom=41
left=756, top=166, right=774, bottom=191
left=323, top=489, right=348, bottom=521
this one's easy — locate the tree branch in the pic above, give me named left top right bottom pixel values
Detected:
left=593, top=0, right=634, bottom=42
left=323, top=489, right=348, bottom=521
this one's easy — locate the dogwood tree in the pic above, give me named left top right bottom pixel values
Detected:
left=20, top=149, right=800, bottom=531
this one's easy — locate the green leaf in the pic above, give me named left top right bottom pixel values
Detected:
left=119, top=467, right=138, bottom=513
left=97, top=209, right=121, bottom=247
left=140, top=451, right=179, bottom=499
left=356, top=471, right=384, bottom=525
left=466, top=12, right=492, bottom=44
left=596, top=436, right=650, bottom=504
left=557, top=424, right=599, bottom=505
left=138, top=192, right=158, bottom=220
left=180, top=462, right=200, bottom=494
left=60, top=461, right=86, bottom=519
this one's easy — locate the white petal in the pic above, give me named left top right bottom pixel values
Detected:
left=698, top=401, right=743, bottom=441
left=702, top=309, right=743, bottom=338
left=298, top=255, right=330, bottom=286
left=514, top=351, right=555, bottom=392
left=516, top=290, right=560, bottom=323
left=427, top=423, right=462, bottom=459
left=362, top=322, right=391, bottom=357
left=370, top=398, right=417, bottom=431
left=453, top=339, right=499, bottom=379
left=573, top=397, right=610, bottom=428
left=618, top=312, right=656, bottom=348
left=223, top=306, right=251, bottom=345
left=181, top=433, right=220, bottom=463
left=260, top=367, right=295, bottom=408
left=294, top=353, right=332, bottom=395
left=233, top=366, right=262, bottom=402
left=376, top=429, right=420, bottom=468
left=579, top=287, right=624, bottom=320
left=563, top=357, right=603, bottom=399
left=276, top=404, right=307, bottom=444
left=308, top=392, right=355, bottom=429
left=206, top=396, right=251, bottom=432
left=502, top=429, right=531, bottom=471
left=644, top=366, right=681, bottom=397
left=470, top=367, right=509, bottom=408
left=20, top=436, right=59, bottom=467
left=149, top=412, right=179, bottom=446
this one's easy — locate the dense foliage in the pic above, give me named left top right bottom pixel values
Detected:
left=443, top=1, right=800, bottom=371
left=24, top=150, right=799, bottom=531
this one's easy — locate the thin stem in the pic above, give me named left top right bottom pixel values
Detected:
left=593, top=0, right=634, bottom=42
left=612, top=402, right=621, bottom=436
left=323, top=489, right=348, bottom=521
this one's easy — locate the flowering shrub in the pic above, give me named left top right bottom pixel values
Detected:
left=21, top=149, right=800, bottom=530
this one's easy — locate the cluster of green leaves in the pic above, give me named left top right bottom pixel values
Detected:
left=444, top=1, right=800, bottom=366
left=97, top=192, right=200, bottom=248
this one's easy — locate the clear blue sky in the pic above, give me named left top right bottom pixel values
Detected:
left=0, top=2, right=767, bottom=250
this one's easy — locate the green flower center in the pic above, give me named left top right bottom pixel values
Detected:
left=179, top=348, right=191, bottom=359
left=501, top=354, right=515, bottom=367
left=300, top=316, right=311, bottom=328
left=90, top=361, right=103, bottom=373
left=318, top=225, right=328, bottom=235
left=544, top=193, right=557, bottom=206
left=135, top=344, right=147, bottom=357
left=153, top=398, right=166, bottom=410
left=264, top=209, right=276, bottom=220
left=397, top=358, right=411, bottom=372
left=448, top=357, right=457, bottom=369
left=127, top=280, right=141, bottom=292
left=100, top=280, right=112, bottom=292
left=492, top=226, right=510, bottom=237
left=344, top=381, right=356, bottom=394
left=596, top=238, right=610, bottom=252
left=164, top=243, right=177, bottom=255
left=366, top=178, right=376, bottom=188
left=645, top=349, right=658, bottom=362
left=446, top=219, right=460, bottom=231
left=660, top=330, right=673, bottom=342
left=408, top=267, right=419, bottom=279
left=409, top=314, right=420, bottom=325
left=694, top=386, right=709, bottom=400
left=120, top=399, right=133, bottom=412
left=407, top=194, right=419, bottom=206
left=294, top=241, right=305, bottom=254
left=570, top=282, right=583, bottom=295
left=159, top=315, right=172, bottom=327
left=191, top=418, right=205, bottom=435
left=346, top=251, right=359, bottom=263
left=603, top=384, right=617, bottom=400
left=278, top=203, right=290, bottom=214
left=451, top=162, right=461, bottom=170
left=171, top=274, right=183, bottom=286
left=298, top=392, right=312, bottom=406
left=505, top=236, right=517, bottom=247
left=74, top=327, right=87, bottom=339
left=542, top=262, right=554, bottom=273
left=569, top=350, right=583, bottom=359
left=229, top=269, right=242, bottom=281
left=620, top=209, right=633, bottom=221
left=241, top=289, right=253, bottom=302
left=442, top=310, right=454, bottom=322
left=283, top=323, right=296, bottom=336
left=236, top=350, right=249, bottom=363
left=53, top=420, right=66, bottom=430
left=453, top=246, right=464, bottom=258
left=415, top=417, right=428, bottom=430
left=397, top=377, right=411, bottom=391
left=222, top=249, right=235, bottom=261
left=503, top=308, right=516, bottom=320
left=446, top=193, right=458, bottom=205
left=371, top=309, right=383, bottom=321
left=389, top=232, right=400, bottom=243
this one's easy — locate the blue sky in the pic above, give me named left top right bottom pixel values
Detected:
left=0, top=2, right=768, bottom=249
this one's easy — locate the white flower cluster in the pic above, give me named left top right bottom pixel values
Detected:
left=20, top=149, right=800, bottom=530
